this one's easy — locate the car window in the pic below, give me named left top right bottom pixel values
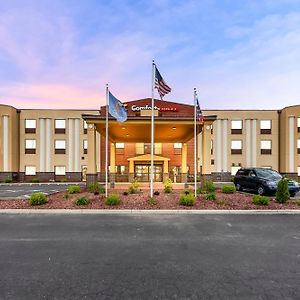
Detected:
left=249, top=171, right=256, bottom=177
left=255, top=169, right=282, bottom=179
left=236, top=169, right=249, bottom=176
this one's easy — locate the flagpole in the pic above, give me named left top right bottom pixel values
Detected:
left=150, top=60, right=155, bottom=198
left=194, top=88, right=197, bottom=197
left=105, top=84, right=109, bottom=197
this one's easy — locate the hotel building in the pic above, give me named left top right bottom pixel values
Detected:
left=1, top=99, right=300, bottom=184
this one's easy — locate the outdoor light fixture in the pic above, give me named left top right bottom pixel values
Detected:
left=172, top=127, right=176, bottom=129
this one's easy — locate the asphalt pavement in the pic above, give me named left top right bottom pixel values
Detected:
left=0, top=213, right=299, bottom=299
left=0, top=183, right=84, bottom=199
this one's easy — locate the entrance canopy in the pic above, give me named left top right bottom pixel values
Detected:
left=82, top=115, right=216, bottom=143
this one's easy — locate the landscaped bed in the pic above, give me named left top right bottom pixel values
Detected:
left=0, top=188, right=299, bottom=210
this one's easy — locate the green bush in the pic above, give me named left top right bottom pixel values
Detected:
left=128, top=177, right=140, bottom=194
left=222, top=185, right=236, bottom=194
left=196, top=187, right=204, bottom=195
left=67, top=185, right=81, bottom=194
left=29, top=193, right=47, bottom=206
left=252, top=195, right=269, bottom=205
left=63, top=193, right=70, bottom=199
left=105, top=194, right=120, bottom=206
left=164, top=178, right=173, bottom=193
left=4, top=177, right=12, bottom=183
left=88, top=182, right=100, bottom=193
left=148, top=197, right=157, bottom=206
left=205, top=192, right=216, bottom=200
left=74, top=196, right=89, bottom=206
left=204, top=180, right=215, bottom=193
left=179, top=193, right=196, bottom=206
left=296, top=199, right=300, bottom=206
left=275, top=178, right=290, bottom=203
left=31, top=178, right=40, bottom=183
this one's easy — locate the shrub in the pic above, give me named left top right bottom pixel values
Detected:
left=164, top=178, right=173, bottom=193
left=230, top=176, right=235, bottom=182
left=74, top=197, right=89, bottom=206
left=296, top=199, right=300, bottom=206
left=148, top=197, right=157, bottom=206
left=4, top=177, right=12, bottom=183
left=31, top=178, right=40, bottom=183
left=105, top=194, right=120, bottom=206
left=123, top=191, right=128, bottom=196
left=205, top=192, right=216, bottom=201
left=29, top=193, right=47, bottom=206
left=88, top=182, right=100, bottom=193
left=217, top=199, right=225, bottom=206
left=99, top=186, right=105, bottom=194
left=252, top=195, right=269, bottom=205
left=275, top=178, right=290, bottom=203
left=67, top=185, right=81, bottom=194
left=222, top=185, right=236, bottom=194
left=154, top=191, right=160, bottom=196
left=128, top=178, right=140, bottom=194
left=204, top=180, right=215, bottom=193
left=196, top=187, right=204, bottom=195
left=63, top=193, right=70, bottom=199
left=179, top=193, right=196, bottom=206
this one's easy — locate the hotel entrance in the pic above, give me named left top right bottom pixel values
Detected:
left=134, top=164, right=163, bottom=182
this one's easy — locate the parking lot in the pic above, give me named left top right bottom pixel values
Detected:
left=0, top=183, right=84, bottom=199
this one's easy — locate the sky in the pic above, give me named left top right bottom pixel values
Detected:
left=1, top=0, right=300, bottom=110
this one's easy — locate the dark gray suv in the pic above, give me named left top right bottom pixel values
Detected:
left=233, top=168, right=300, bottom=196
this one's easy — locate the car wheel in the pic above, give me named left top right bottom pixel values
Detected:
left=235, top=183, right=242, bottom=191
left=290, top=192, right=296, bottom=197
left=257, top=185, right=265, bottom=195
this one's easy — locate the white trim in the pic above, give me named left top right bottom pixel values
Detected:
left=245, top=119, right=251, bottom=167
left=252, top=120, right=257, bottom=167
left=222, top=120, right=228, bottom=172
left=289, top=117, right=294, bottom=173
left=68, top=119, right=73, bottom=172
left=216, top=119, right=222, bottom=172
left=39, top=119, right=45, bottom=172
left=3, top=115, right=9, bottom=172
left=74, top=118, right=80, bottom=172
left=46, top=118, right=51, bottom=172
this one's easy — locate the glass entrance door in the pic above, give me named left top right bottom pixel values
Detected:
left=134, top=165, right=163, bottom=182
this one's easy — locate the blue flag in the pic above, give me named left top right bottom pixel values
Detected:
left=108, top=91, right=127, bottom=122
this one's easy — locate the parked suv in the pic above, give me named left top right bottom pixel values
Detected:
left=234, top=168, right=300, bottom=196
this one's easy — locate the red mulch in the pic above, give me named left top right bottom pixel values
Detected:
left=0, top=189, right=299, bottom=210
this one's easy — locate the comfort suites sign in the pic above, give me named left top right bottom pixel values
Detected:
left=129, top=104, right=178, bottom=112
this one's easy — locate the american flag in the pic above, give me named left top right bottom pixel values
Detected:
left=154, top=65, right=171, bottom=99
left=196, top=96, right=204, bottom=123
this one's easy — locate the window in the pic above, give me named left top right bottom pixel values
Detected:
left=174, top=143, right=182, bottom=155
left=297, top=139, right=300, bottom=154
left=261, top=140, right=272, bottom=154
left=116, top=143, right=124, bottom=148
left=83, top=140, right=88, bottom=154
left=211, top=140, right=213, bottom=155
left=298, top=118, right=300, bottom=133
left=298, top=166, right=300, bottom=176
left=117, top=166, right=126, bottom=175
left=231, top=166, right=241, bottom=175
left=25, top=166, right=36, bottom=175
left=83, top=121, right=88, bottom=134
left=155, top=143, right=162, bottom=155
left=55, top=140, right=66, bottom=154
left=231, top=140, right=242, bottom=154
left=55, top=119, right=66, bottom=134
left=136, top=143, right=144, bottom=155
left=144, top=143, right=151, bottom=154
left=231, top=120, right=242, bottom=134
left=25, top=119, right=36, bottom=133
left=25, top=139, right=36, bottom=154
left=55, top=166, right=66, bottom=175
left=260, top=120, right=272, bottom=134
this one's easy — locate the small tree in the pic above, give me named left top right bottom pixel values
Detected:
left=275, top=178, right=290, bottom=203
left=164, top=178, right=173, bottom=193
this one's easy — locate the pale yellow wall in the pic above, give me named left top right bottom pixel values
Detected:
left=205, top=110, right=280, bottom=172
left=0, top=104, right=19, bottom=172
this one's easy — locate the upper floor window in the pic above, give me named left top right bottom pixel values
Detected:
left=25, top=166, right=36, bottom=176
left=25, top=139, right=36, bottom=154
left=83, top=140, right=88, bottom=154
left=83, top=121, right=88, bottom=134
left=55, top=140, right=66, bottom=154
left=231, top=140, right=242, bottom=154
left=211, top=140, right=213, bottom=155
left=231, top=120, right=242, bottom=134
left=55, top=119, right=66, bottom=134
left=260, top=140, right=272, bottom=155
left=260, top=120, right=272, bottom=134
left=174, top=143, right=182, bottom=155
left=55, top=166, right=66, bottom=175
left=25, top=119, right=36, bottom=134
left=297, top=139, right=300, bottom=154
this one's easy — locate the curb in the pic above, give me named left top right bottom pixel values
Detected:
left=0, top=209, right=299, bottom=215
